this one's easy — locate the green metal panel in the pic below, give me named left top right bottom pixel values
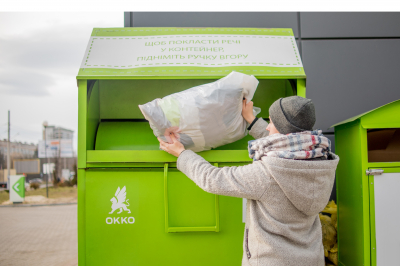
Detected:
left=90, top=27, right=296, bottom=37
left=285, top=79, right=296, bottom=97
left=368, top=162, right=400, bottom=168
left=99, top=79, right=214, bottom=119
left=84, top=168, right=244, bottom=266
left=87, top=150, right=252, bottom=164
left=250, top=79, right=295, bottom=118
left=360, top=125, right=370, bottom=266
left=297, top=78, right=306, bottom=98
left=78, top=79, right=88, bottom=168
left=362, top=123, right=400, bottom=129
left=78, top=169, right=86, bottom=265
left=94, top=122, right=275, bottom=152
left=87, top=81, right=100, bottom=150
left=95, top=122, right=159, bottom=150
left=79, top=66, right=306, bottom=79
left=86, top=163, right=175, bottom=168
left=361, top=100, right=400, bottom=128
left=335, top=120, right=367, bottom=266
left=85, top=162, right=252, bottom=168
left=98, top=79, right=292, bottom=119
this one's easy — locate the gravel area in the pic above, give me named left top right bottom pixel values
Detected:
left=1, top=195, right=77, bottom=205
left=0, top=187, right=77, bottom=205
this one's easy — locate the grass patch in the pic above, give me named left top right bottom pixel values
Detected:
left=0, top=186, right=77, bottom=204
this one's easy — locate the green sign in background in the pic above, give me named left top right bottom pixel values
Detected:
left=12, top=176, right=25, bottom=199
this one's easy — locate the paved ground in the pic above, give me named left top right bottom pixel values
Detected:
left=0, top=205, right=77, bottom=266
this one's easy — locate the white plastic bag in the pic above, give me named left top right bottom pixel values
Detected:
left=139, top=71, right=261, bottom=152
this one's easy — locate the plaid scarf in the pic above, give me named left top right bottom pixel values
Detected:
left=248, top=130, right=331, bottom=161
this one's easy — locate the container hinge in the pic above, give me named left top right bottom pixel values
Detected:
left=366, top=169, right=384, bottom=175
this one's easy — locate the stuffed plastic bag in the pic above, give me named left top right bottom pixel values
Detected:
left=320, top=200, right=338, bottom=265
left=322, top=200, right=338, bottom=229
left=328, top=243, right=338, bottom=265
left=139, top=71, right=261, bottom=152
left=320, top=213, right=337, bottom=257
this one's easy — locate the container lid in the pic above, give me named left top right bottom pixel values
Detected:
left=77, top=27, right=305, bottom=79
left=331, top=99, right=400, bottom=128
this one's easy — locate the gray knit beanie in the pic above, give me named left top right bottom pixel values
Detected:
left=269, top=96, right=316, bottom=134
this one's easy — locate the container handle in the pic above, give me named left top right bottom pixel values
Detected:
left=164, top=163, right=220, bottom=233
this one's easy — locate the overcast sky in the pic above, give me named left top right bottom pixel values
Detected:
left=0, top=12, right=122, bottom=152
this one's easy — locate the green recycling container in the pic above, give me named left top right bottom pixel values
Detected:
left=333, top=99, right=400, bottom=266
left=77, top=27, right=306, bottom=266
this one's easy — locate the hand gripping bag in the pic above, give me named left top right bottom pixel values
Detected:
left=139, top=71, right=261, bottom=152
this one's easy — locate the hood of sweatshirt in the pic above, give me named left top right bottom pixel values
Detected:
left=261, top=154, right=339, bottom=216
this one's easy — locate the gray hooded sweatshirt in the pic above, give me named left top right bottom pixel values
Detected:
left=177, top=118, right=339, bottom=266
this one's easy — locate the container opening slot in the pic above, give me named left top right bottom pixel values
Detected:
left=367, top=128, right=400, bottom=162
left=89, top=78, right=295, bottom=150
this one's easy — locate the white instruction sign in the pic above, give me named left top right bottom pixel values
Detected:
left=81, top=35, right=302, bottom=69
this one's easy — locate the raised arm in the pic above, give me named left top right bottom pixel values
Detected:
left=242, top=99, right=269, bottom=139
left=177, top=150, right=270, bottom=200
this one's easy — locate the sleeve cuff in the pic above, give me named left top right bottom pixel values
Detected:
left=247, top=117, right=259, bottom=130
left=249, top=118, right=270, bottom=139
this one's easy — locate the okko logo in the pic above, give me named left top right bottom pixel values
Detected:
left=106, top=186, right=135, bottom=225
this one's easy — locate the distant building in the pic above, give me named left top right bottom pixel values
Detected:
left=0, top=139, right=37, bottom=168
left=40, top=125, right=76, bottom=182
left=0, top=139, right=37, bottom=183
left=43, top=126, right=74, bottom=140
left=40, top=125, right=74, bottom=158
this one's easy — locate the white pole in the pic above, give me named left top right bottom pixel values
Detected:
left=43, top=121, right=49, bottom=198
left=7, top=110, right=10, bottom=189
left=46, top=127, right=49, bottom=197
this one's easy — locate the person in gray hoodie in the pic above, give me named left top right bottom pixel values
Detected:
left=158, top=96, right=339, bottom=266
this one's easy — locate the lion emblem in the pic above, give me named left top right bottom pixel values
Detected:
left=109, top=186, right=131, bottom=214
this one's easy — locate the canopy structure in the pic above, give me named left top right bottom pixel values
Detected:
left=331, top=99, right=400, bottom=128
left=77, top=27, right=305, bottom=79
